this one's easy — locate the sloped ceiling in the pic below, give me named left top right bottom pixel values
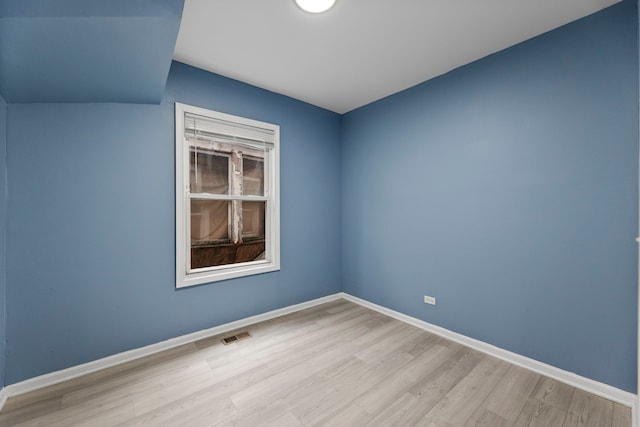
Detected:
left=174, top=0, right=622, bottom=113
left=0, top=0, right=184, bottom=104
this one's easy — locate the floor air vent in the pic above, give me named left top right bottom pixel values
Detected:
left=221, top=331, right=252, bottom=345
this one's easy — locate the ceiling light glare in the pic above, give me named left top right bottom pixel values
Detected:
left=295, top=0, right=336, bottom=14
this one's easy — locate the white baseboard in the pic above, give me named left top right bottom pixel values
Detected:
left=342, top=293, right=638, bottom=424
left=0, top=293, right=343, bottom=411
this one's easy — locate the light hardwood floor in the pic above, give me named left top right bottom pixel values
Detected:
left=0, top=300, right=632, bottom=426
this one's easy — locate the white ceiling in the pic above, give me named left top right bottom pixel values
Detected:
left=174, top=0, right=621, bottom=114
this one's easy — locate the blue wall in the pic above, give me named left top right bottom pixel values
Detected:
left=341, top=0, right=638, bottom=392
left=0, top=93, right=6, bottom=387
left=4, top=62, right=342, bottom=384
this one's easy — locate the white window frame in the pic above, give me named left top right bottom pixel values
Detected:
left=175, top=102, right=280, bottom=288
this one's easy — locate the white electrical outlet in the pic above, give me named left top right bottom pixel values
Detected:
left=424, top=295, right=436, bottom=305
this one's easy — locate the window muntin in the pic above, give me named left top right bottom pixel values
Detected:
left=176, top=103, right=280, bottom=287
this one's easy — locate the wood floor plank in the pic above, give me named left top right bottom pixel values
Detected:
left=229, top=338, right=363, bottom=410
left=121, top=394, right=236, bottom=427
left=562, top=389, right=614, bottom=427
left=234, top=322, right=415, bottom=427
left=290, top=340, right=419, bottom=425
left=315, top=404, right=373, bottom=427
left=0, top=301, right=630, bottom=427
left=353, top=322, right=425, bottom=363
left=463, top=406, right=514, bottom=427
left=350, top=343, right=454, bottom=416
left=482, top=364, right=541, bottom=421
left=408, top=346, right=484, bottom=400
left=217, top=396, right=293, bottom=426
left=364, top=392, right=432, bottom=426
left=2, top=343, right=200, bottom=413
left=131, top=361, right=219, bottom=416
left=208, top=308, right=375, bottom=377
left=0, top=397, right=62, bottom=426
left=60, top=347, right=204, bottom=407
left=124, top=361, right=276, bottom=426
left=420, top=355, right=510, bottom=426
left=612, top=403, right=632, bottom=427
left=515, top=398, right=568, bottom=426
left=196, top=309, right=378, bottom=417
left=260, top=412, right=302, bottom=427
left=531, top=376, right=576, bottom=412
left=13, top=399, right=134, bottom=427
left=364, top=347, right=483, bottom=426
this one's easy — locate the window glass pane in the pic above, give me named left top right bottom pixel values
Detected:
left=190, top=200, right=266, bottom=269
left=190, top=199, right=229, bottom=244
left=240, top=200, right=266, bottom=262
left=189, top=144, right=229, bottom=194
left=191, top=199, right=230, bottom=269
left=242, top=201, right=265, bottom=240
left=243, top=157, right=264, bottom=196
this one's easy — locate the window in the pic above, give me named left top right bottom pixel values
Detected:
left=175, top=103, right=280, bottom=288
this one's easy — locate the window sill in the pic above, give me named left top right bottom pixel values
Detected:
left=177, top=260, right=279, bottom=288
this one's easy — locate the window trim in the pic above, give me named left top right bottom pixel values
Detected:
left=175, top=102, right=280, bottom=288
